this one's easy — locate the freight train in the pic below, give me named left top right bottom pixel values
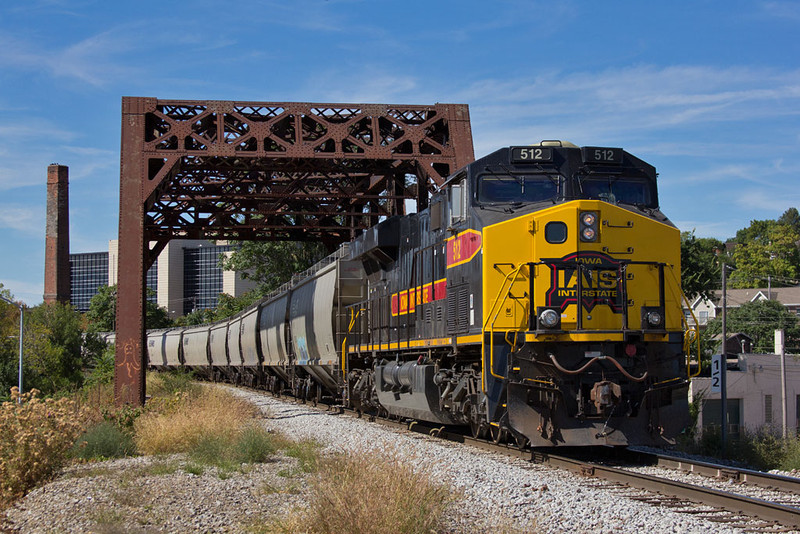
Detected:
left=135, top=141, right=691, bottom=448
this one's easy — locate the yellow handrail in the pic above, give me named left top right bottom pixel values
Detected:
left=341, top=308, right=361, bottom=383
left=482, top=264, right=528, bottom=392
left=664, top=267, right=702, bottom=378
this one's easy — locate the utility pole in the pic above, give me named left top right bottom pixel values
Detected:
left=721, top=262, right=728, bottom=455
left=777, top=329, right=787, bottom=439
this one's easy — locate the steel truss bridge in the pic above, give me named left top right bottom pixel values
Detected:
left=115, top=97, right=474, bottom=405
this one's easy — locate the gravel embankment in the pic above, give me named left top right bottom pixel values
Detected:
left=3, top=386, right=790, bottom=533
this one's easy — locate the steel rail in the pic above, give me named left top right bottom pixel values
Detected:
left=653, top=453, right=800, bottom=495
left=531, top=451, right=800, bottom=529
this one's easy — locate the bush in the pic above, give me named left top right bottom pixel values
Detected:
left=84, top=344, right=115, bottom=388
left=71, top=421, right=136, bottom=461
left=0, top=388, right=86, bottom=508
left=685, top=425, right=800, bottom=471
left=284, top=452, right=453, bottom=534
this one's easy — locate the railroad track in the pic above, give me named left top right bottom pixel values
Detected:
left=340, top=403, right=800, bottom=531
left=254, top=387, right=800, bottom=532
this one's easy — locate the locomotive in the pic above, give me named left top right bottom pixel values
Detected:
left=143, top=141, right=690, bottom=448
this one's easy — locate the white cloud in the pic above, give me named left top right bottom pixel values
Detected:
left=0, top=204, right=44, bottom=236
left=0, top=278, right=43, bottom=307
left=0, top=28, right=141, bottom=87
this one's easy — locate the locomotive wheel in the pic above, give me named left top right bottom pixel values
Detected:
left=490, top=425, right=506, bottom=444
left=470, top=420, right=486, bottom=439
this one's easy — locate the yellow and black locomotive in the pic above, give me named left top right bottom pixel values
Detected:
left=146, top=141, right=690, bottom=448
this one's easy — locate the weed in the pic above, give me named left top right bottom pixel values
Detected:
left=270, top=451, right=453, bottom=534
left=682, top=425, right=800, bottom=471
left=134, top=386, right=255, bottom=455
left=284, top=439, right=322, bottom=474
left=235, top=424, right=278, bottom=464
left=0, top=388, right=87, bottom=508
left=71, top=421, right=136, bottom=461
left=183, top=462, right=205, bottom=476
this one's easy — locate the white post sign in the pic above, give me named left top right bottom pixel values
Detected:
left=711, top=353, right=722, bottom=393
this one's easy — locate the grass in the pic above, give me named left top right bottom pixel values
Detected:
left=4, top=377, right=459, bottom=534
left=70, top=421, right=136, bottom=461
left=265, top=449, right=454, bottom=534
left=134, top=385, right=281, bottom=476
left=682, top=425, right=800, bottom=471
left=134, top=386, right=257, bottom=455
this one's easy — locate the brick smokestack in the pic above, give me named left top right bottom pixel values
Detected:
left=43, top=164, right=70, bottom=304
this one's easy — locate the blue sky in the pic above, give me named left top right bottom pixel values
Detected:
left=1, top=0, right=799, bottom=305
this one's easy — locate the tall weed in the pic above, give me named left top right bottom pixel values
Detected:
left=0, top=388, right=86, bottom=508
left=275, top=451, right=453, bottom=534
left=134, top=386, right=256, bottom=455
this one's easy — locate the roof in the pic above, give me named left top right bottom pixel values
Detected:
left=702, top=286, right=800, bottom=307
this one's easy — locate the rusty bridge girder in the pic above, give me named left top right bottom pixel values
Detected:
left=115, top=97, right=475, bottom=406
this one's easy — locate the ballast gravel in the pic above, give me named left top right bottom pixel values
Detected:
left=0, top=386, right=777, bottom=533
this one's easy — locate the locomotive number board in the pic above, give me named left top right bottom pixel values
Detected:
left=510, top=146, right=553, bottom=163
left=582, top=147, right=623, bottom=165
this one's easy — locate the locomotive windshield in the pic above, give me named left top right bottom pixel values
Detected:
left=577, top=175, right=656, bottom=208
left=477, top=174, right=560, bottom=204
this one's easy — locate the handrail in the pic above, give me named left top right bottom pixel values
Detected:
left=664, top=267, right=702, bottom=378
left=340, top=307, right=361, bottom=383
left=482, top=263, right=527, bottom=393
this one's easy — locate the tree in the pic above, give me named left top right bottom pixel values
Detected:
left=24, top=302, right=84, bottom=393
left=0, top=284, right=22, bottom=399
left=704, top=299, right=800, bottom=353
left=680, top=231, right=723, bottom=300
left=778, top=207, right=800, bottom=235
left=729, top=221, right=800, bottom=288
left=0, top=290, right=88, bottom=397
left=219, top=241, right=328, bottom=295
left=86, top=285, right=172, bottom=332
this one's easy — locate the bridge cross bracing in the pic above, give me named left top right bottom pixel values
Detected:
left=115, top=97, right=474, bottom=405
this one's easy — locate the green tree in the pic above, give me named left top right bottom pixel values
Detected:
left=219, top=241, right=328, bottom=295
left=778, top=207, right=800, bottom=235
left=0, top=284, right=23, bottom=399
left=705, top=299, right=800, bottom=353
left=0, top=291, right=88, bottom=397
left=729, top=220, right=800, bottom=288
left=680, top=231, right=723, bottom=300
left=24, top=302, right=84, bottom=393
left=86, top=285, right=172, bottom=332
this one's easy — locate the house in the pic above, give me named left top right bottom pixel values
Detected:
left=684, top=286, right=800, bottom=328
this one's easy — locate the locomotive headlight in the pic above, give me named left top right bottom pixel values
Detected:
left=646, top=310, right=663, bottom=327
left=538, top=309, right=560, bottom=329
left=579, top=211, right=598, bottom=242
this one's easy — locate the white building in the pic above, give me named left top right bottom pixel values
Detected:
left=106, top=239, right=257, bottom=318
left=691, top=352, right=800, bottom=437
